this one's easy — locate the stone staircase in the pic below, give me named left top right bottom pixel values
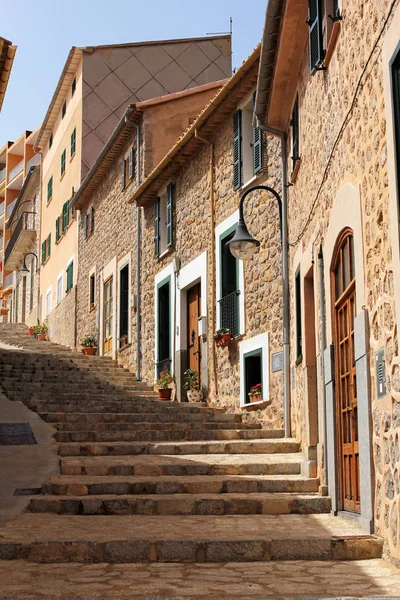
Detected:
left=0, top=324, right=383, bottom=565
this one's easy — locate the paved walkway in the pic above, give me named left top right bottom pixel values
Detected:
left=0, top=559, right=399, bottom=598
left=0, top=391, right=59, bottom=526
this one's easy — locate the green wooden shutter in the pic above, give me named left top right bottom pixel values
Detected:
left=83, top=214, right=88, bottom=239
left=291, top=97, right=300, bottom=171
left=233, top=110, right=243, bottom=190
left=61, top=150, right=66, bottom=175
left=47, top=177, right=53, bottom=202
left=307, top=0, right=324, bottom=74
left=41, top=240, right=46, bottom=265
left=47, top=234, right=51, bottom=258
left=221, top=231, right=238, bottom=298
left=70, top=128, right=76, bottom=156
left=253, top=126, right=263, bottom=174
left=166, top=183, right=173, bottom=248
left=122, top=160, right=126, bottom=189
left=154, top=197, right=160, bottom=258
left=55, top=217, right=60, bottom=243
left=89, top=207, right=94, bottom=233
left=129, top=148, right=134, bottom=179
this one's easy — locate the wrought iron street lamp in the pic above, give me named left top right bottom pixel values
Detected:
left=19, top=252, right=39, bottom=274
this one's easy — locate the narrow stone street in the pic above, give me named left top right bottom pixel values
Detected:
left=0, top=324, right=398, bottom=598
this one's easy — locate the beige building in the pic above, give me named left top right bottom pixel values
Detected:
left=73, top=81, right=226, bottom=371
left=0, top=37, right=16, bottom=112
left=35, top=36, right=232, bottom=346
left=129, top=46, right=285, bottom=428
left=254, top=0, right=400, bottom=562
left=0, top=129, right=41, bottom=324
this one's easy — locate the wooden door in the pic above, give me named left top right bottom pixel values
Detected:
left=21, top=277, right=26, bottom=323
left=103, top=276, right=113, bottom=355
left=333, top=231, right=360, bottom=513
left=187, top=283, right=201, bottom=382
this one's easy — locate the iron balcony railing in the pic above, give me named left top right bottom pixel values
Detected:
left=26, top=154, right=41, bottom=171
left=218, top=290, right=240, bottom=337
left=0, top=167, right=5, bottom=183
left=8, top=160, right=24, bottom=182
left=4, top=211, right=36, bottom=266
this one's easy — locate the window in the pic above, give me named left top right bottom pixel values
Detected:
left=122, top=159, right=127, bottom=189
left=62, top=200, right=69, bottom=232
left=295, top=267, right=302, bottom=363
left=233, top=95, right=263, bottom=190
left=46, top=288, right=52, bottom=317
left=154, top=183, right=173, bottom=258
left=55, top=217, right=60, bottom=243
left=244, top=349, right=263, bottom=405
left=156, top=277, right=171, bottom=376
left=89, top=273, right=95, bottom=310
left=219, top=228, right=240, bottom=336
left=71, top=77, right=76, bottom=97
left=49, top=133, right=53, bottom=149
left=29, top=258, right=34, bottom=312
left=70, top=128, right=76, bottom=157
left=119, top=264, right=129, bottom=342
left=291, top=97, right=300, bottom=174
left=61, top=149, right=66, bottom=176
left=41, top=237, right=50, bottom=265
left=239, top=333, right=269, bottom=407
left=129, top=148, right=135, bottom=179
left=56, top=274, right=63, bottom=306
left=89, top=206, right=94, bottom=235
left=307, top=0, right=325, bottom=74
left=47, top=233, right=51, bottom=259
left=62, top=100, right=66, bottom=119
left=66, top=260, right=74, bottom=294
left=47, top=176, right=53, bottom=203
left=393, top=49, right=400, bottom=204
left=83, top=207, right=94, bottom=240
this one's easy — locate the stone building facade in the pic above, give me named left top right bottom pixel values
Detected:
left=74, top=83, right=225, bottom=369
left=132, top=47, right=284, bottom=428
left=255, top=0, right=400, bottom=562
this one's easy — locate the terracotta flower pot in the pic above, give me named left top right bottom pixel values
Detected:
left=37, top=333, right=46, bottom=341
left=28, top=327, right=35, bottom=336
left=82, top=347, right=96, bottom=356
left=215, top=333, right=232, bottom=347
left=0, top=308, right=9, bottom=316
left=187, top=389, right=202, bottom=402
left=249, top=393, right=262, bottom=403
left=158, top=387, right=172, bottom=401
left=120, top=337, right=128, bottom=347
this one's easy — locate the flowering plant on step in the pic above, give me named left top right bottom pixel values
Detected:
left=81, top=334, right=97, bottom=348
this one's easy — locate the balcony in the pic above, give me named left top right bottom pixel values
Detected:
left=8, top=160, right=23, bottom=183
left=0, top=167, right=5, bottom=183
left=3, top=273, right=13, bottom=289
left=218, top=290, right=240, bottom=337
left=26, top=154, right=41, bottom=171
left=4, top=211, right=36, bottom=271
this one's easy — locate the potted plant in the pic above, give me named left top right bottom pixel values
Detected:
left=119, top=333, right=128, bottom=348
left=213, top=327, right=232, bottom=347
left=81, top=334, right=97, bottom=355
left=184, top=369, right=202, bottom=402
left=28, top=326, right=35, bottom=336
left=35, top=323, right=48, bottom=341
left=248, top=383, right=262, bottom=403
left=156, top=368, right=174, bottom=401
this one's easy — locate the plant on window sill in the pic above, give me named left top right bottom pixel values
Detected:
left=248, top=383, right=262, bottom=404
left=213, top=328, right=232, bottom=347
left=119, top=334, right=128, bottom=348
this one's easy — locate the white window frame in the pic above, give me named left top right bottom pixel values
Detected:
left=215, top=210, right=245, bottom=337
left=154, top=262, right=175, bottom=380
left=239, top=333, right=270, bottom=408
left=45, top=285, right=52, bottom=317
left=56, top=271, right=63, bottom=306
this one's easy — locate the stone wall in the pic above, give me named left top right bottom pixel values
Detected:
left=284, top=1, right=400, bottom=561
left=47, top=285, right=76, bottom=348
left=139, top=61, right=284, bottom=427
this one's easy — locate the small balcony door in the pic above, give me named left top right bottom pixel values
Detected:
left=103, top=276, right=113, bottom=355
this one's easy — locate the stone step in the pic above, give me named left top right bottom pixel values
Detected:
left=8, top=392, right=158, bottom=403
left=42, top=474, right=318, bottom=496
left=29, top=401, right=225, bottom=414
left=28, top=492, right=331, bottom=516
left=60, top=453, right=302, bottom=476
left=54, top=421, right=259, bottom=433
left=40, top=412, right=242, bottom=424
left=4, top=381, right=146, bottom=393
left=54, top=428, right=283, bottom=443
left=58, top=438, right=299, bottom=457
left=0, top=513, right=383, bottom=563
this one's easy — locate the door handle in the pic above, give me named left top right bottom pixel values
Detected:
left=193, top=350, right=201, bottom=356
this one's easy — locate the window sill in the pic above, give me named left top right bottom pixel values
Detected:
left=119, top=342, right=131, bottom=352
left=70, top=152, right=76, bottom=163
left=324, top=21, right=341, bottom=68
left=47, top=197, right=53, bottom=206
left=290, top=158, right=301, bottom=184
left=65, top=288, right=73, bottom=296
left=158, top=247, right=173, bottom=260
left=241, top=398, right=272, bottom=410
left=295, top=353, right=303, bottom=367
left=89, top=303, right=96, bottom=313
left=60, top=172, right=66, bottom=182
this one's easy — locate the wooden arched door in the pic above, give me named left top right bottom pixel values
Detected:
left=332, top=229, right=360, bottom=513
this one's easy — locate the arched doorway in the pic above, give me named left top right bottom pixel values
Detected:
left=331, top=228, right=360, bottom=514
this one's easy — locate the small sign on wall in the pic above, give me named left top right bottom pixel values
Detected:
left=271, top=351, right=283, bottom=373
left=375, top=349, right=387, bottom=399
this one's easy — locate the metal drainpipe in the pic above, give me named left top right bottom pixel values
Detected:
left=258, top=123, right=291, bottom=438
left=136, top=123, right=142, bottom=381
left=317, top=244, right=328, bottom=486
left=194, top=130, right=218, bottom=396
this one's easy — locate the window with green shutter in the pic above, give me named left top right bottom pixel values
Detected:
left=83, top=214, right=88, bottom=240
left=295, top=267, right=302, bottom=363
left=89, top=207, right=94, bottom=234
left=47, top=176, right=53, bottom=203
left=307, top=0, right=325, bottom=74
left=129, top=148, right=135, bottom=179
left=219, top=226, right=240, bottom=336
left=61, top=149, right=66, bottom=176
left=66, top=261, right=74, bottom=294
left=71, top=77, right=76, bottom=97
left=62, top=100, right=66, bottom=119
left=291, top=97, right=300, bottom=173
left=122, top=159, right=127, bottom=189
left=55, top=217, right=60, bottom=243
left=70, top=128, right=76, bottom=157
left=392, top=49, right=400, bottom=206
left=62, top=200, right=69, bottom=232
left=166, top=183, right=173, bottom=248
left=41, top=240, right=47, bottom=265
left=154, top=196, right=160, bottom=258
left=47, top=234, right=51, bottom=258
left=233, top=110, right=243, bottom=190
left=49, top=133, right=53, bottom=149
left=253, top=126, right=263, bottom=174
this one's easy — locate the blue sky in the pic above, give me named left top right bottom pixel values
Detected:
left=0, top=0, right=266, bottom=143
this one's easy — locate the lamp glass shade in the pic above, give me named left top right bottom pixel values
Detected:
left=19, top=264, right=29, bottom=274
left=226, top=220, right=260, bottom=261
